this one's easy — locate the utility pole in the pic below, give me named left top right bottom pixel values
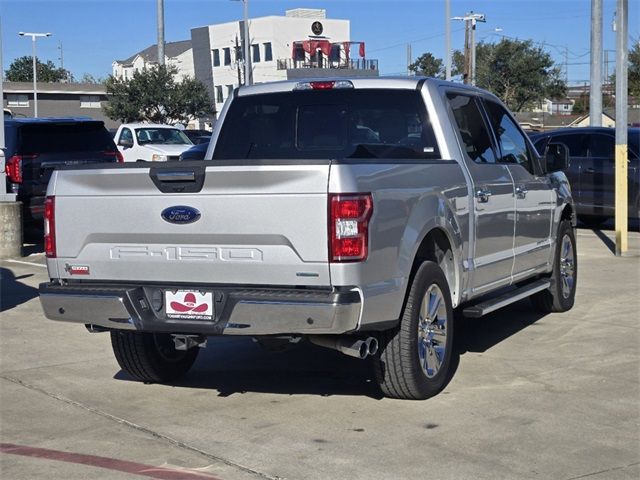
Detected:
left=234, top=35, right=242, bottom=85
left=445, top=0, right=451, bottom=80
left=564, top=45, right=569, bottom=84
left=243, top=0, right=251, bottom=86
left=614, top=0, right=628, bottom=256
left=454, top=12, right=486, bottom=85
left=157, top=0, right=165, bottom=65
left=590, top=0, right=602, bottom=126
left=406, top=44, right=412, bottom=75
left=18, top=31, right=52, bottom=118
left=463, top=19, right=471, bottom=83
left=58, top=40, right=64, bottom=69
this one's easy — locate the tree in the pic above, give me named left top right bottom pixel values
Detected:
left=572, top=92, right=589, bottom=115
left=409, top=52, right=445, bottom=78
left=79, top=73, right=104, bottom=84
left=452, top=39, right=567, bottom=112
left=630, top=40, right=640, bottom=99
left=103, top=65, right=214, bottom=124
left=5, top=55, right=72, bottom=82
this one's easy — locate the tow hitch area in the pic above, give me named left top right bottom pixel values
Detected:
left=172, top=334, right=207, bottom=351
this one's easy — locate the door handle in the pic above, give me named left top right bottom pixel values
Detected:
left=585, top=167, right=595, bottom=174
left=475, top=188, right=492, bottom=203
left=515, top=185, right=528, bottom=199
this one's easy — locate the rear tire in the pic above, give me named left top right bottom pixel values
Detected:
left=531, top=219, right=577, bottom=313
left=110, top=331, right=199, bottom=383
left=373, top=261, right=457, bottom=400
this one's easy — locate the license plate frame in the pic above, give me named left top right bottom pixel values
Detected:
left=164, top=289, right=214, bottom=321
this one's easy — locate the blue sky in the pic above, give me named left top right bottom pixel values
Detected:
left=1, top=0, right=638, bottom=84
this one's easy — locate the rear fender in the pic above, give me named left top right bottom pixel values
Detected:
left=397, top=193, right=464, bottom=308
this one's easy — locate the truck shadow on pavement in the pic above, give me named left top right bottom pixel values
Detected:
left=114, top=299, right=547, bottom=398
left=0, top=267, right=39, bottom=312
left=455, top=299, right=546, bottom=355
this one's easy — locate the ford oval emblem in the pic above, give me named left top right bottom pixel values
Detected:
left=161, top=206, right=201, bottom=225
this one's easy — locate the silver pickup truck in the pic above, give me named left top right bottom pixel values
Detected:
left=39, top=78, right=577, bottom=400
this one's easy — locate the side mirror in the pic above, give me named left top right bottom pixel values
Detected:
left=119, top=139, right=133, bottom=149
left=545, top=142, right=569, bottom=173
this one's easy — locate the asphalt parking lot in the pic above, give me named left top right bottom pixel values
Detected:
left=1, top=227, right=639, bottom=480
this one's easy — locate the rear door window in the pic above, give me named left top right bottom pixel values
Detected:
left=18, top=122, right=114, bottom=154
left=446, top=93, right=497, bottom=164
left=213, top=89, right=440, bottom=160
left=588, top=134, right=615, bottom=159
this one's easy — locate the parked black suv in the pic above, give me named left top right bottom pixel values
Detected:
left=531, top=127, right=640, bottom=225
left=4, top=118, right=122, bottom=228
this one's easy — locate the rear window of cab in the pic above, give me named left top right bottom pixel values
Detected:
left=213, top=89, right=440, bottom=160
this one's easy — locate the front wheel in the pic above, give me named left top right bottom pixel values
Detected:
left=373, top=261, right=457, bottom=400
left=110, top=331, right=199, bottom=383
left=531, top=219, right=577, bottom=313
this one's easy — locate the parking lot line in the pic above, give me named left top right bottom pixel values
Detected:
left=4, top=259, right=47, bottom=269
left=0, top=443, right=222, bottom=480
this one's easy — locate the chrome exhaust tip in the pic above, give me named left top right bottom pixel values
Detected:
left=308, top=335, right=377, bottom=359
left=365, top=337, right=378, bottom=356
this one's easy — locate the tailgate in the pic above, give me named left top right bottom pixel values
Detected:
left=49, top=163, right=331, bottom=286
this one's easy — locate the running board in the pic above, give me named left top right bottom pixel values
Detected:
left=463, top=279, right=551, bottom=318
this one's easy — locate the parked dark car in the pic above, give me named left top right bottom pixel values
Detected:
left=179, top=141, right=209, bottom=161
left=4, top=118, right=122, bottom=227
left=531, top=127, right=640, bottom=225
left=183, top=129, right=212, bottom=144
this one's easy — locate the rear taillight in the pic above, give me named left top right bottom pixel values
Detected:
left=44, top=196, right=56, bottom=258
left=329, top=193, right=373, bottom=262
left=103, top=150, right=124, bottom=163
left=6, top=155, right=24, bottom=183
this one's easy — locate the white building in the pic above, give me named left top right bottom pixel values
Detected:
left=112, top=40, right=194, bottom=82
left=191, top=8, right=378, bottom=114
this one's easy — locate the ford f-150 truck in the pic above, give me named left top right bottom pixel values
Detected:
left=39, top=78, right=577, bottom=400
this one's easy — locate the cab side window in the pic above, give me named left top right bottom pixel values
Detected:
left=447, top=93, right=497, bottom=164
left=483, top=100, right=533, bottom=173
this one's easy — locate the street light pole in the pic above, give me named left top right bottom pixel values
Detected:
left=18, top=31, right=52, bottom=118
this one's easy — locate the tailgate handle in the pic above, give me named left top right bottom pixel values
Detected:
left=156, top=171, right=196, bottom=182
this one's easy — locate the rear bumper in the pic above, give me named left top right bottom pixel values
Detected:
left=39, top=282, right=362, bottom=335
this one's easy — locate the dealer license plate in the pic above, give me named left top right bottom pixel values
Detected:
left=165, top=290, right=214, bottom=320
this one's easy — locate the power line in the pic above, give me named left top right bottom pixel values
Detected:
left=368, top=27, right=465, bottom=54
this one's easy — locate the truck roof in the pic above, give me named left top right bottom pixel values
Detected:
left=119, top=123, right=182, bottom=129
left=236, top=76, right=485, bottom=97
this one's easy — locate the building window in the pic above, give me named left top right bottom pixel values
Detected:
left=226, top=85, right=233, bottom=97
left=80, top=95, right=101, bottom=108
left=263, top=42, right=273, bottom=62
left=223, top=47, right=231, bottom=66
left=212, top=49, right=220, bottom=67
left=215, top=85, right=224, bottom=103
left=252, top=44, right=260, bottom=63
left=7, top=94, right=29, bottom=107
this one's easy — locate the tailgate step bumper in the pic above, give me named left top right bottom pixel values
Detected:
left=39, top=283, right=361, bottom=336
